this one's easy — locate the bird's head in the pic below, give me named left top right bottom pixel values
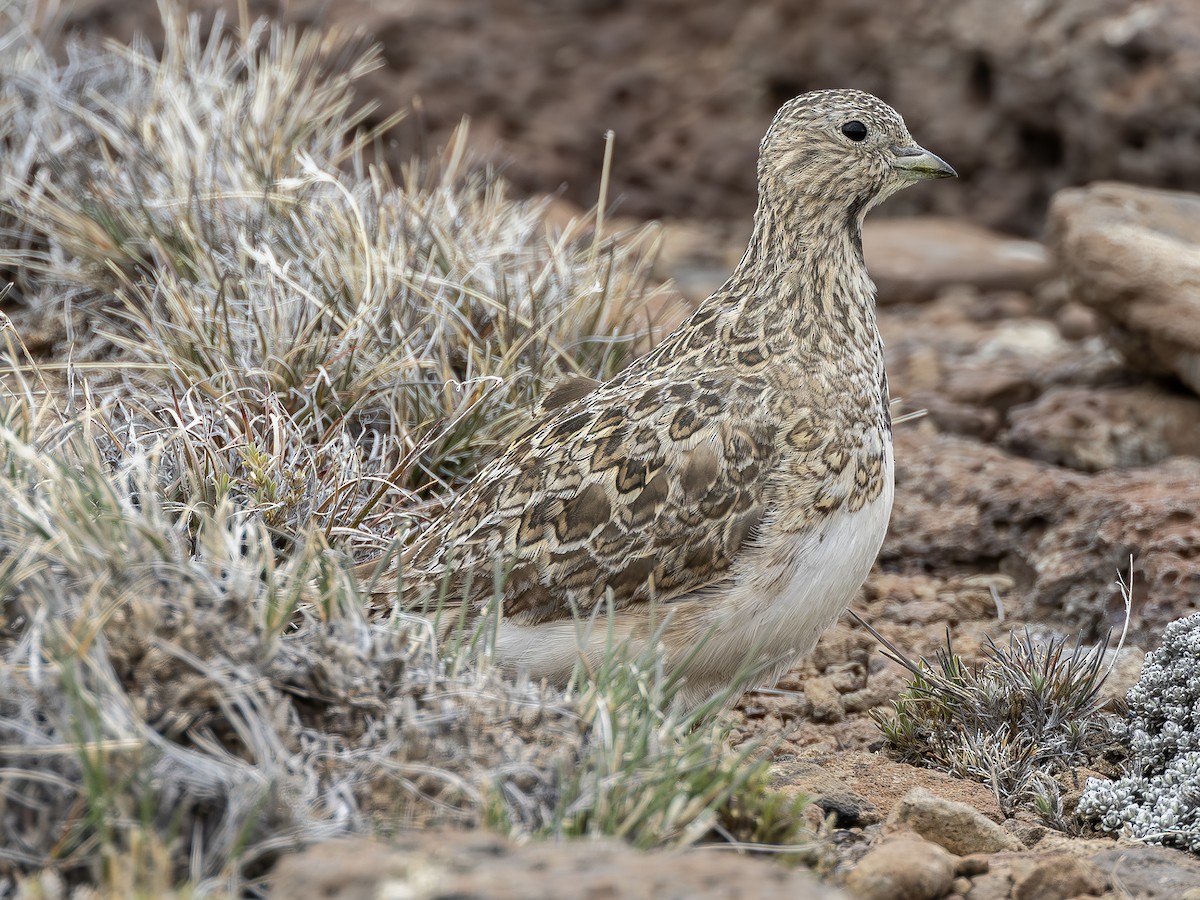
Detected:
left=757, top=89, right=955, bottom=223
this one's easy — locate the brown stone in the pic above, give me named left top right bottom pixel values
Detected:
left=650, top=219, right=747, bottom=307
left=881, top=288, right=1128, bottom=443
left=863, top=218, right=1051, bottom=305
left=59, top=0, right=1200, bottom=236
left=1005, top=385, right=1200, bottom=471
left=1094, top=646, right=1146, bottom=711
left=805, top=675, right=847, bottom=724
left=769, top=760, right=881, bottom=827
left=887, top=786, right=1025, bottom=856
left=775, top=752, right=1007, bottom=826
left=1010, top=855, right=1106, bottom=900
left=964, top=870, right=1012, bottom=900
left=1054, top=302, right=1101, bottom=341
left=1049, top=183, right=1200, bottom=396
left=844, top=837, right=957, bottom=900
left=1089, top=845, right=1200, bottom=899
left=886, top=428, right=1200, bottom=639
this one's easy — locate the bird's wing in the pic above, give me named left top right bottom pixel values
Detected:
left=535, top=375, right=602, bottom=414
left=399, top=372, right=780, bottom=626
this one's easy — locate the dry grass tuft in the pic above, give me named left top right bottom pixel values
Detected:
left=0, top=3, right=805, bottom=895
left=868, top=619, right=1120, bottom=824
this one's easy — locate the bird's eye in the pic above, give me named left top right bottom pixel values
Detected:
left=841, top=120, right=868, bottom=142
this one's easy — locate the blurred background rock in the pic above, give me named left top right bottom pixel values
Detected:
left=52, top=0, right=1200, bottom=235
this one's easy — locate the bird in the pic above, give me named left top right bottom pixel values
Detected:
left=373, top=90, right=955, bottom=709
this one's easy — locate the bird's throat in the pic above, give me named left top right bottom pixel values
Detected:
left=724, top=203, right=880, bottom=364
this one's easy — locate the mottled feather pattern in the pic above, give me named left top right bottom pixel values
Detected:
left=406, top=370, right=778, bottom=623
left=373, top=89, right=953, bottom=705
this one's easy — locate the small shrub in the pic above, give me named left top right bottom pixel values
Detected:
left=870, top=624, right=1117, bottom=819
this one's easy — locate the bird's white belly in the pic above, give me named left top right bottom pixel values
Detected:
left=764, top=482, right=891, bottom=648
left=692, top=440, right=895, bottom=681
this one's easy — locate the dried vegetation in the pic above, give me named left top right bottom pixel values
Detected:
left=0, top=3, right=803, bottom=895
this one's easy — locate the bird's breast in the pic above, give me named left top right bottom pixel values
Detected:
left=710, top=437, right=895, bottom=663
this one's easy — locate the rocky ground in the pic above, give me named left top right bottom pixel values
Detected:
left=35, top=1, right=1200, bottom=897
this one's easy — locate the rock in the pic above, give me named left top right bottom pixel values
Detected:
left=1004, top=384, right=1200, bottom=471
left=268, top=835, right=469, bottom=900
left=962, top=849, right=1112, bottom=900
left=805, top=675, right=847, bottom=723
left=1023, top=832, right=1121, bottom=858
left=887, top=786, right=1025, bottom=856
left=736, top=0, right=1200, bottom=234
left=651, top=215, right=1052, bottom=311
left=769, top=760, right=881, bottom=827
left=649, top=215, right=1055, bottom=310
left=956, top=855, right=991, bottom=877
left=863, top=218, right=1051, bottom=305
left=1010, top=855, right=1106, bottom=900
left=1089, top=845, right=1200, bottom=899
left=269, top=831, right=850, bottom=900
left=1003, top=818, right=1048, bottom=849
left=919, top=397, right=1003, bottom=442
left=1053, top=768, right=1111, bottom=819
left=886, top=428, right=1200, bottom=638
left=927, top=351, right=1046, bottom=417
left=1049, top=183, right=1200, bottom=395
left=774, top=752, right=1008, bottom=828
left=1095, top=645, right=1146, bottom=710
left=1054, top=302, right=1101, bottom=341
left=844, top=837, right=957, bottom=900
left=964, top=870, right=1012, bottom=900
left=881, top=288, right=1129, bottom=443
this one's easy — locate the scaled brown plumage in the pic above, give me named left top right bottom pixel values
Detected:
left=372, top=90, right=954, bottom=706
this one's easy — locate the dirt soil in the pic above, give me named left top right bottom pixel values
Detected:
left=45, top=2, right=1200, bottom=897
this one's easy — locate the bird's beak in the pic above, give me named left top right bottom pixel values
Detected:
left=889, top=145, right=956, bottom=180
